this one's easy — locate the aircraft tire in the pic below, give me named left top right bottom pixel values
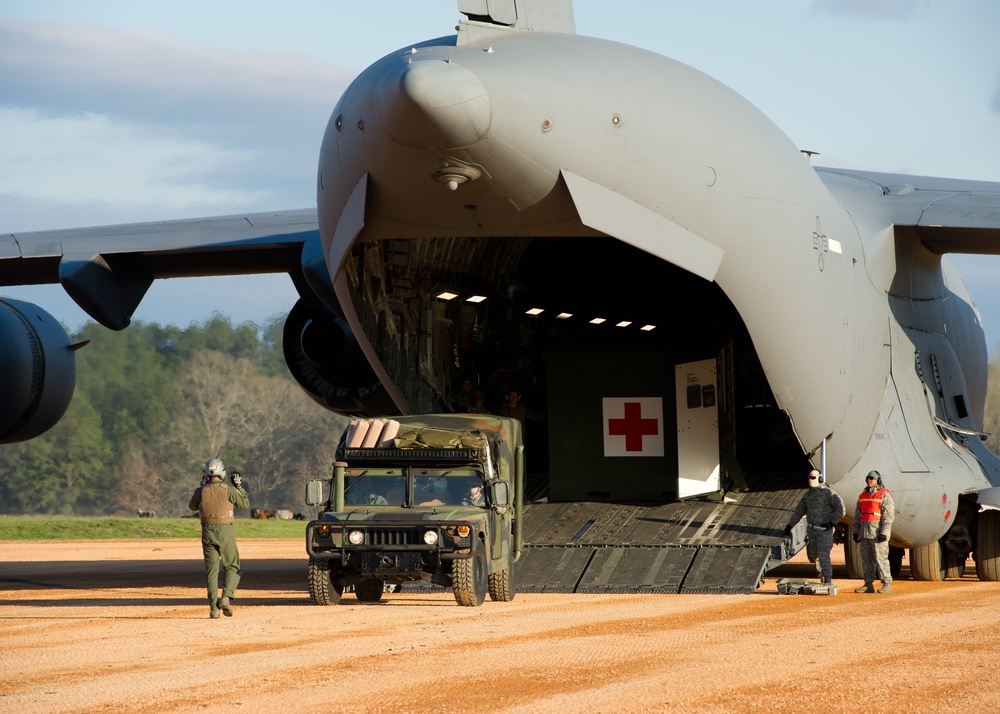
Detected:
left=909, top=541, right=945, bottom=581
left=944, top=549, right=967, bottom=580
left=452, top=541, right=488, bottom=607
left=975, top=510, right=1000, bottom=581
left=308, top=557, right=344, bottom=605
left=355, top=579, right=385, bottom=602
left=888, top=546, right=905, bottom=579
left=843, top=534, right=864, bottom=580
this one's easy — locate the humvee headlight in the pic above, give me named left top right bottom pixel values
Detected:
left=456, top=525, right=471, bottom=538
left=423, top=530, right=439, bottom=545
left=348, top=530, right=365, bottom=545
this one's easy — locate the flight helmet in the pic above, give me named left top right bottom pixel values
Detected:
left=204, top=458, right=227, bottom=480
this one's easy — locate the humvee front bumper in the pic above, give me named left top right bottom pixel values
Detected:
left=306, top=519, right=476, bottom=564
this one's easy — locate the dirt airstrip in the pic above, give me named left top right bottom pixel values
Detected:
left=2, top=539, right=1000, bottom=713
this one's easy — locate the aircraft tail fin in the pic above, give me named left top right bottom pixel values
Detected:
left=457, top=0, right=575, bottom=43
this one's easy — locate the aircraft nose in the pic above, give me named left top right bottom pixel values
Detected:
left=380, top=59, right=492, bottom=149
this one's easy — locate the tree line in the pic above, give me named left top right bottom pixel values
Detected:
left=0, top=316, right=347, bottom=517
left=3, top=317, right=1000, bottom=517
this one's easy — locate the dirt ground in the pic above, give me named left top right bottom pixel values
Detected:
left=2, top=539, right=1000, bottom=713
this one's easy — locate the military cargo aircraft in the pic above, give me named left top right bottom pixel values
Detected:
left=3, top=0, right=1000, bottom=590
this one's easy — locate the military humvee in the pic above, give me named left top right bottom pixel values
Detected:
left=305, top=414, right=524, bottom=606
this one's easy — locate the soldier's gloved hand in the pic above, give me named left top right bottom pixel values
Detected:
left=876, top=533, right=887, bottom=543
left=200, top=474, right=208, bottom=486
left=231, top=471, right=242, bottom=488
left=782, top=526, right=792, bottom=537
left=826, top=522, right=836, bottom=530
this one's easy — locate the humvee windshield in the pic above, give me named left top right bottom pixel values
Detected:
left=345, top=468, right=486, bottom=508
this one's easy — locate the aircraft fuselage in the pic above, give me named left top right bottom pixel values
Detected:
left=316, top=25, right=997, bottom=548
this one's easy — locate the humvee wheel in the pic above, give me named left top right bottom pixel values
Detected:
left=355, top=579, right=385, bottom=602
left=488, top=565, right=516, bottom=602
left=308, top=557, right=343, bottom=605
left=453, top=540, right=488, bottom=606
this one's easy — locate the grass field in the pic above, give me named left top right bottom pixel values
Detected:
left=0, top=516, right=305, bottom=541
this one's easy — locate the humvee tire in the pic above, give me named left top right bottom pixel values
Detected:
left=488, top=565, right=516, bottom=602
left=453, top=540, right=488, bottom=606
left=355, top=579, right=385, bottom=602
left=308, top=557, right=344, bottom=605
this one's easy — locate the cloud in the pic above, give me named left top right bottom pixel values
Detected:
left=0, top=20, right=350, bottom=114
left=0, top=107, right=267, bottom=217
left=809, top=0, right=926, bottom=20
left=0, top=21, right=347, bottom=230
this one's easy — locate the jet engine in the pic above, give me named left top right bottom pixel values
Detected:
left=0, top=298, right=79, bottom=444
left=282, top=299, right=399, bottom=417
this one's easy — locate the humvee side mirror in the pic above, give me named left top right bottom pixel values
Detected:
left=305, top=479, right=326, bottom=506
left=491, top=481, right=510, bottom=507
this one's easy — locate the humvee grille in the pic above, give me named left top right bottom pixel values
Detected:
left=365, top=527, right=419, bottom=546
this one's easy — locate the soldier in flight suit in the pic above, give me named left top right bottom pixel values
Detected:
left=189, top=458, right=249, bottom=618
left=783, top=469, right=846, bottom=585
left=852, top=470, right=895, bottom=594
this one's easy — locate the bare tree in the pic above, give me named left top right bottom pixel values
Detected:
left=178, top=349, right=347, bottom=509
left=111, top=443, right=163, bottom=516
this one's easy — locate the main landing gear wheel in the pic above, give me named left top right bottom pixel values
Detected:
left=888, top=546, right=904, bottom=579
left=453, top=540, right=488, bottom=607
left=844, top=535, right=864, bottom=581
left=975, top=510, right=1000, bottom=581
left=909, top=541, right=945, bottom=581
left=308, top=557, right=344, bottom=605
left=944, top=549, right=967, bottom=580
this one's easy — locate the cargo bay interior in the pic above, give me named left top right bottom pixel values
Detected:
left=344, top=233, right=810, bottom=502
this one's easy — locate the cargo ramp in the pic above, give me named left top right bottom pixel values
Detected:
left=516, top=473, right=805, bottom=594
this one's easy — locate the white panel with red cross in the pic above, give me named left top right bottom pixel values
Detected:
left=602, top=397, right=665, bottom=457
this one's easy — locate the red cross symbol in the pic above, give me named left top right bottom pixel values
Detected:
left=607, top=402, right=659, bottom=452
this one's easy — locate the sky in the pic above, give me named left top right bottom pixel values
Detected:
left=2, top=0, right=999, bottom=347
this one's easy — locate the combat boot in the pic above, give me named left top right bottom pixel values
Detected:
left=821, top=575, right=832, bottom=585
left=854, top=583, right=875, bottom=593
left=210, top=606, right=220, bottom=619
left=877, top=583, right=892, bottom=594
left=219, top=597, right=234, bottom=617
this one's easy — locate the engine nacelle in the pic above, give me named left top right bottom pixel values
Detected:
left=0, top=298, right=78, bottom=444
left=282, top=299, right=399, bottom=416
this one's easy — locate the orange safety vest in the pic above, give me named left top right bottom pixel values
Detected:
left=858, top=487, right=889, bottom=523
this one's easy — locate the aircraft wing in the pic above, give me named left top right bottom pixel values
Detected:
left=0, top=208, right=320, bottom=329
left=816, top=168, right=1000, bottom=254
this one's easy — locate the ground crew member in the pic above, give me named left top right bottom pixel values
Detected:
left=783, top=469, right=845, bottom=585
left=852, top=470, right=895, bottom=594
left=189, top=458, right=249, bottom=618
